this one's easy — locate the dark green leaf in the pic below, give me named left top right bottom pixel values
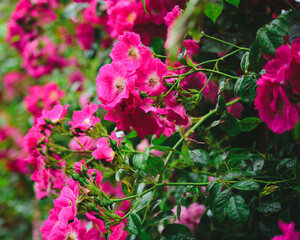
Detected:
left=249, top=41, right=264, bottom=73
left=208, top=183, right=223, bottom=210
left=257, top=201, right=281, bottom=215
left=239, top=75, right=257, bottom=104
left=227, top=195, right=250, bottom=225
left=146, top=157, right=165, bottom=176
left=132, top=147, right=149, bottom=170
left=127, top=213, right=142, bottom=235
left=216, top=95, right=227, bottom=115
left=256, top=17, right=290, bottom=55
left=121, top=182, right=131, bottom=197
left=212, top=189, right=231, bottom=222
left=225, top=0, right=240, bottom=7
left=204, top=0, right=223, bottom=23
left=240, top=52, right=249, bottom=73
left=115, top=169, right=126, bottom=182
left=153, top=211, right=175, bottom=224
left=277, top=158, right=296, bottom=170
left=182, top=144, right=192, bottom=166
left=188, top=149, right=210, bottom=167
left=240, top=117, right=261, bottom=132
left=150, top=200, right=162, bottom=214
left=177, top=203, right=182, bottom=221
left=220, top=112, right=242, bottom=136
left=231, top=180, right=260, bottom=191
left=162, top=223, right=195, bottom=240
left=234, top=77, right=243, bottom=96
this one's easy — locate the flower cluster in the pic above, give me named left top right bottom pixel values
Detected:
left=41, top=163, right=128, bottom=240
left=254, top=38, right=300, bottom=134
left=24, top=82, right=65, bottom=119
left=6, top=0, right=68, bottom=79
left=96, top=31, right=189, bottom=138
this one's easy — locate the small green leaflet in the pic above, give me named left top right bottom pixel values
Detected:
left=204, top=0, right=223, bottom=23
left=225, top=0, right=240, bottom=7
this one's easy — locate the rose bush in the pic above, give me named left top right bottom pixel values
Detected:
left=0, top=0, right=300, bottom=239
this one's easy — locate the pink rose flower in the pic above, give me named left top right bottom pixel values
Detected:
left=68, top=102, right=100, bottom=131
left=271, top=220, right=300, bottom=240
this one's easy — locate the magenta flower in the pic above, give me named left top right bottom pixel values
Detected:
left=136, top=58, right=167, bottom=96
left=76, top=23, right=95, bottom=50
left=255, top=82, right=298, bottom=134
left=37, top=101, right=69, bottom=125
left=69, top=136, right=97, bottom=151
left=96, top=62, right=136, bottom=108
left=68, top=102, right=100, bottom=131
left=21, top=36, right=68, bottom=78
left=3, top=71, right=26, bottom=100
left=254, top=38, right=300, bottom=134
left=23, top=126, right=45, bottom=153
left=165, top=91, right=189, bottom=126
left=68, top=71, right=85, bottom=91
left=48, top=218, right=87, bottom=240
left=106, top=1, right=140, bottom=38
left=92, top=131, right=122, bottom=162
left=271, top=220, right=300, bottom=240
left=172, top=202, right=206, bottom=233
left=164, top=5, right=182, bottom=27
left=53, top=186, right=79, bottom=227
left=110, top=32, right=152, bottom=71
left=25, top=83, right=65, bottom=118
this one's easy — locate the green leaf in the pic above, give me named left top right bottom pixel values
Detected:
left=115, top=169, right=126, bottom=182
left=162, top=223, right=195, bottom=240
left=277, top=158, right=296, bottom=170
left=150, top=200, right=162, bottom=214
left=204, top=0, right=224, bottom=23
left=152, top=134, right=167, bottom=146
left=220, top=112, right=242, bottom=136
left=188, top=149, right=210, bottom=167
left=226, top=195, right=250, bottom=225
left=249, top=41, right=264, bottom=73
left=153, top=211, right=175, bottom=224
left=231, top=180, right=260, bottom=191
left=208, top=183, right=223, bottom=210
left=216, top=95, right=227, bottom=116
left=240, top=52, right=250, bottom=73
left=127, top=213, right=142, bottom=235
left=177, top=203, right=182, bottom=221
left=225, top=0, right=240, bottom=7
left=238, top=75, right=257, bottom=104
left=256, top=17, right=290, bottom=55
left=146, top=157, right=165, bottom=176
left=257, top=201, right=281, bottom=215
left=182, top=144, right=192, bottom=166
left=212, top=189, right=231, bottom=222
left=234, top=77, right=242, bottom=96
left=240, top=117, right=261, bottom=132
left=132, top=147, right=149, bottom=170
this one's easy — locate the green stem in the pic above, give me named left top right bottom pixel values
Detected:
left=201, top=33, right=250, bottom=51
left=111, top=182, right=209, bottom=202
